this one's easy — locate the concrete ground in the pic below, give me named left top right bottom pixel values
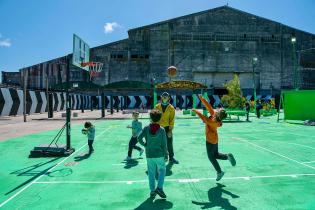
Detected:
left=0, top=110, right=149, bottom=142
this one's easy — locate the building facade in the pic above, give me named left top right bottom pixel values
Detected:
left=19, top=56, right=88, bottom=90
left=91, top=6, right=315, bottom=94
left=1, top=71, right=21, bottom=86
left=3, top=6, right=315, bottom=93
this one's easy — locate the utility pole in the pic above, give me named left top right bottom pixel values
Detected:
left=291, top=37, right=298, bottom=89
left=46, top=73, right=50, bottom=118
left=23, top=68, right=27, bottom=122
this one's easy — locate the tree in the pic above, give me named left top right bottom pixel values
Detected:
left=221, top=74, right=245, bottom=108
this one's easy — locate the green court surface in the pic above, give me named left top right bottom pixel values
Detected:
left=0, top=114, right=315, bottom=209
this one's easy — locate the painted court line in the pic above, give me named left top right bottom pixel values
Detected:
left=302, top=160, right=315, bottom=164
left=235, top=138, right=315, bottom=150
left=255, top=126, right=315, bottom=140
left=0, top=126, right=112, bottom=208
left=233, top=137, right=315, bottom=170
left=32, top=173, right=315, bottom=185
left=0, top=143, right=87, bottom=208
left=287, top=142, right=315, bottom=150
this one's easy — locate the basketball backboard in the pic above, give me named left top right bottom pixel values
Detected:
left=72, top=34, right=90, bottom=71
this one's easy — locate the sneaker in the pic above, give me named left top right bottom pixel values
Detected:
left=124, top=156, right=132, bottom=161
left=150, top=191, right=156, bottom=199
left=216, top=172, right=225, bottom=181
left=139, top=149, right=144, bottom=157
left=170, top=158, right=179, bottom=164
left=228, top=153, right=236, bottom=166
left=155, top=188, right=167, bottom=199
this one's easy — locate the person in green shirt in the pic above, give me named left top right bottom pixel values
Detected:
left=138, top=109, right=168, bottom=199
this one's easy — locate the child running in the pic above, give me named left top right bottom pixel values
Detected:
left=81, top=121, right=96, bottom=155
left=125, top=111, right=144, bottom=161
left=192, top=95, right=236, bottom=181
left=138, top=109, right=168, bottom=199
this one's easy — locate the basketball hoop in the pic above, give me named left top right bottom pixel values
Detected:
left=81, top=62, right=103, bottom=81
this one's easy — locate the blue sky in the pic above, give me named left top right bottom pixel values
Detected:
left=0, top=0, right=314, bottom=74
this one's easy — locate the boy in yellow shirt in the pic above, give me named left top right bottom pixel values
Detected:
left=155, top=92, right=178, bottom=164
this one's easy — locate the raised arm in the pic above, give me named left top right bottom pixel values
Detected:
left=192, top=109, right=221, bottom=127
left=198, top=95, right=215, bottom=116
left=192, top=109, right=208, bottom=123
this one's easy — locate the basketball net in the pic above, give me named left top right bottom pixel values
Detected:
left=81, top=62, right=103, bottom=81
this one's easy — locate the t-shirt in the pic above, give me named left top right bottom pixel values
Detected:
left=87, top=126, right=95, bottom=140
left=132, top=120, right=142, bottom=137
left=155, top=103, right=175, bottom=129
left=137, top=126, right=168, bottom=158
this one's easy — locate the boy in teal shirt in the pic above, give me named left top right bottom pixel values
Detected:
left=82, top=121, right=95, bottom=155
left=125, top=111, right=144, bottom=161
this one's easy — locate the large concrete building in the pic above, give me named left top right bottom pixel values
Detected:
left=1, top=71, right=21, bottom=86
left=3, top=6, right=315, bottom=93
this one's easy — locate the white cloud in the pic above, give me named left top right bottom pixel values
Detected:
left=0, top=33, right=11, bottom=47
left=0, top=39, right=12, bottom=47
left=104, top=22, right=120, bottom=34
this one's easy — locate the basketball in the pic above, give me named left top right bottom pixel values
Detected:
left=82, top=128, right=88, bottom=135
left=167, top=66, right=177, bottom=77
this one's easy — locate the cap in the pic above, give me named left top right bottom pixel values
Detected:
left=161, top=92, right=170, bottom=97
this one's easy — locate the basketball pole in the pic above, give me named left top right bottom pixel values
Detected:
left=23, top=69, right=27, bottom=122
left=66, top=54, right=71, bottom=150
left=101, top=91, right=105, bottom=118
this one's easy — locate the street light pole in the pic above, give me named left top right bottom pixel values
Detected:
left=291, top=37, right=298, bottom=90
left=252, top=57, right=258, bottom=107
left=152, top=77, right=157, bottom=108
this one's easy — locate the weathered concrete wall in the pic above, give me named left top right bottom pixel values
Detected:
left=19, top=56, right=71, bottom=89
left=90, top=6, right=315, bottom=92
left=15, top=6, right=314, bottom=93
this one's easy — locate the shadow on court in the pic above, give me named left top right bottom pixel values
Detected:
left=124, top=159, right=139, bottom=169
left=6, top=157, right=61, bottom=195
left=134, top=198, right=173, bottom=210
left=123, top=157, right=144, bottom=169
left=74, top=153, right=91, bottom=162
left=192, top=183, right=239, bottom=210
left=46, top=168, right=73, bottom=177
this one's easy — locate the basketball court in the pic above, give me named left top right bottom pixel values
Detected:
left=1, top=34, right=314, bottom=210
left=0, top=112, right=315, bottom=209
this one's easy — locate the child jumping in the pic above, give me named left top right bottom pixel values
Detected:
left=192, top=95, right=236, bottom=181
left=82, top=121, right=96, bottom=155
left=138, top=109, right=168, bottom=199
left=125, top=111, right=144, bottom=161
